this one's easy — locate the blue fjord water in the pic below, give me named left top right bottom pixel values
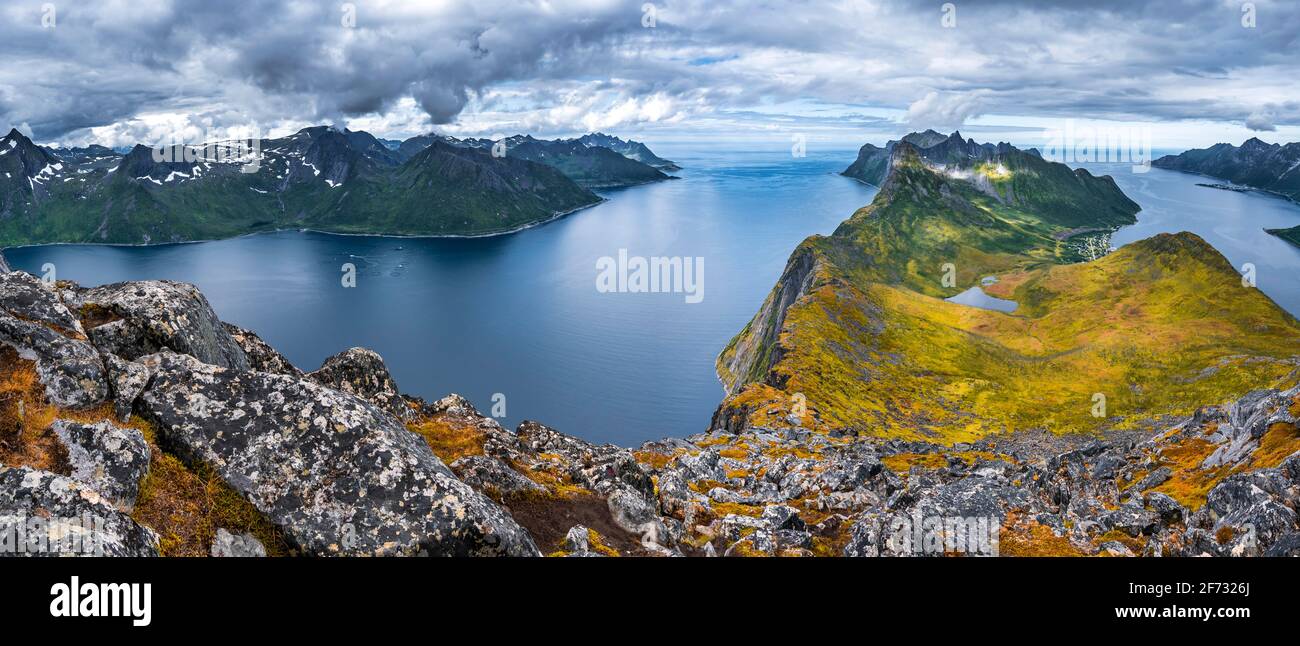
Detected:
left=6, top=148, right=876, bottom=445
left=8, top=151, right=1300, bottom=445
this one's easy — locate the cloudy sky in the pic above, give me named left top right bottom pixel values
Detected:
left=1, top=0, right=1297, bottom=150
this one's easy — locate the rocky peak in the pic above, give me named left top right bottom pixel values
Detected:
left=0, top=127, right=60, bottom=178
left=1241, top=136, right=1276, bottom=151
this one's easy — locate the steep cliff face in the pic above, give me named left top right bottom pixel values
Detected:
left=717, top=241, right=825, bottom=393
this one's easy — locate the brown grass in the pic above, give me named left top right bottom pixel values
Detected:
left=0, top=348, right=67, bottom=473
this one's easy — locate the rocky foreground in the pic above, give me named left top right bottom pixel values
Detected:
left=1, top=264, right=1298, bottom=557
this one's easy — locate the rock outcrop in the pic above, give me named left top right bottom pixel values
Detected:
left=50, top=419, right=150, bottom=511
left=63, top=280, right=250, bottom=370
left=224, top=323, right=302, bottom=377
left=137, top=352, right=538, bottom=556
left=3, top=267, right=1296, bottom=558
left=308, top=347, right=411, bottom=420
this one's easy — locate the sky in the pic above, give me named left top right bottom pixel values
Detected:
left=1, top=0, right=1297, bottom=152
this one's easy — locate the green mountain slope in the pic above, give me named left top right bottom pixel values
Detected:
left=0, top=127, right=602, bottom=245
left=718, top=136, right=1300, bottom=442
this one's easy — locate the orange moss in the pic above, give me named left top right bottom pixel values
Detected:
left=1094, top=529, right=1146, bottom=554
left=709, top=501, right=764, bottom=518
left=718, top=445, right=750, bottom=460
left=1252, top=422, right=1300, bottom=468
left=882, top=452, right=948, bottom=473
left=1146, top=438, right=1223, bottom=509
left=1151, top=423, right=1300, bottom=510
left=998, top=518, right=1086, bottom=557
left=406, top=417, right=486, bottom=463
left=633, top=449, right=676, bottom=470
left=131, top=418, right=290, bottom=557
left=586, top=529, right=620, bottom=557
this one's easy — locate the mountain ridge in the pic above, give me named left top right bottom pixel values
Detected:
left=719, top=132, right=1298, bottom=443
left=0, top=126, right=617, bottom=245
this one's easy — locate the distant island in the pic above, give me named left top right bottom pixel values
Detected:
left=0, top=128, right=677, bottom=246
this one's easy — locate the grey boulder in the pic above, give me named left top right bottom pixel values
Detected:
left=211, top=528, right=267, bottom=557
left=136, top=352, right=538, bottom=557
left=51, top=419, right=151, bottom=511
left=308, top=347, right=410, bottom=420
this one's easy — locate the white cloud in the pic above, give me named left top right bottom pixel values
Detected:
left=905, top=91, right=988, bottom=130
left=1246, top=112, right=1277, bottom=132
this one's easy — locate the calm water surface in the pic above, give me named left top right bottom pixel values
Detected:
left=10, top=153, right=1300, bottom=445
left=7, top=147, right=876, bottom=445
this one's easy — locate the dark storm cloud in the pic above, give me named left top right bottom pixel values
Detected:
left=0, top=0, right=1296, bottom=142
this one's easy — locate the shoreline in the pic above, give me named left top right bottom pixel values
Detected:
left=1154, top=165, right=1300, bottom=205
left=0, top=198, right=609, bottom=252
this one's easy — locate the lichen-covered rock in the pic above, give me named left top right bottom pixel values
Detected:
left=0, top=312, right=108, bottom=408
left=0, top=271, right=84, bottom=335
left=450, top=455, right=544, bottom=496
left=1199, top=387, right=1298, bottom=469
left=66, top=281, right=249, bottom=370
left=50, top=419, right=151, bottom=511
left=136, top=352, right=538, bottom=556
left=308, top=347, right=410, bottom=420
left=1144, top=491, right=1185, bottom=525
left=102, top=353, right=150, bottom=422
left=0, top=466, right=160, bottom=557
left=224, top=323, right=302, bottom=377
left=211, top=528, right=267, bottom=557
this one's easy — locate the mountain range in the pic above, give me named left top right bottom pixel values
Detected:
left=0, top=127, right=676, bottom=246
left=1153, top=137, right=1300, bottom=203
left=4, top=129, right=1297, bottom=559
left=1152, top=137, right=1300, bottom=248
left=398, top=134, right=677, bottom=188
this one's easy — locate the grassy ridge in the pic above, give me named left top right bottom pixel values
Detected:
left=719, top=142, right=1300, bottom=442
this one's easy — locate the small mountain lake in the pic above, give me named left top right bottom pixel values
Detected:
left=945, top=286, right=1019, bottom=313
